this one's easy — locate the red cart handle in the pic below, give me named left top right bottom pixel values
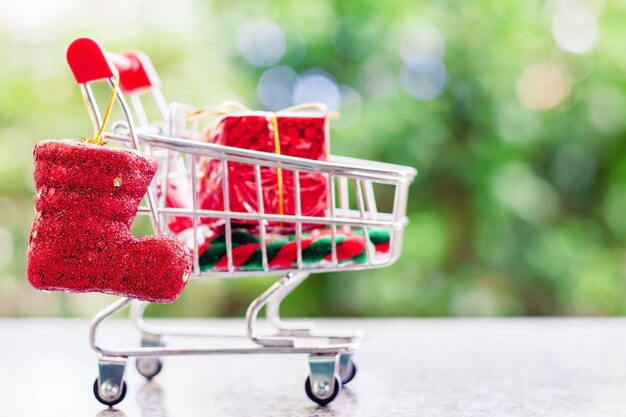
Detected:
left=67, top=37, right=116, bottom=84
left=110, top=51, right=160, bottom=93
left=67, top=37, right=160, bottom=93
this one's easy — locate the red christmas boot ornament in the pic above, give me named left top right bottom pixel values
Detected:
left=27, top=140, right=192, bottom=303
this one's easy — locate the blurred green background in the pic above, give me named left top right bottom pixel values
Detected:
left=1, top=0, right=625, bottom=318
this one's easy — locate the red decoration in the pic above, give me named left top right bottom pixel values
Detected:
left=162, top=171, right=194, bottom=234
left=66, top=38, right=115, bottom=84
left=199, top=113, right=329, bottom=234
left=113, top=51, right=160, bottom=94
left=27, top=140, right=192, bottom=303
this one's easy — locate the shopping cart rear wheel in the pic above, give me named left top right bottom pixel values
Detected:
left=93, top=377, right=127, bottom=407
left=339, top=360, right=357, bottom=385
left=304, top=374, right=341, bottom=406
left=136, top=357, right=163, bottom=380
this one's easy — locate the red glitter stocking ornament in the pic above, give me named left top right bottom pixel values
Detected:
left=27, top=140, right=192, bottom=303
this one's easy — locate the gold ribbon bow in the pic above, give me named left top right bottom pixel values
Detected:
left=80, top=69, right=120, bottom=146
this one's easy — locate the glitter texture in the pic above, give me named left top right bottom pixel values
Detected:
left=27, top=140, right=192, bottom=303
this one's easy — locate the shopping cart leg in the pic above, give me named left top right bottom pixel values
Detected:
left=129, top=300, right=165, bottom=380
left=89, top=298, right=134, bottom=406
left=265, top=273, right=364, bottom=350
left=246, top=274, right=297, bottom=347
left=90, top=297, right=134, bottom=354
left=265, top=272, right=315, bottom=332
left=136, top=333, right=164, bottom=380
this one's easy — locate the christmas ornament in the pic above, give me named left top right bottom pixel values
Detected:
left=27, top=140, right=192, bottom=303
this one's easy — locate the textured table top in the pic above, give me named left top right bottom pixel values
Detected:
left=2, top=318, right=626, bottom=417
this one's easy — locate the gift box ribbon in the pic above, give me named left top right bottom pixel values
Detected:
left=270, top=115, right=285, bottom=217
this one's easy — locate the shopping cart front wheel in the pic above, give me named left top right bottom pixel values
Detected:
left=93, top=377, right=127, bottom=407
left=305, top=374, right=341, bottom=406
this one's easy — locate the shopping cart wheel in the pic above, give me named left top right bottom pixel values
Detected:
left=93, top=377, right=127, bottom=407
left=136, top=357, right=163, bottom=380
left=305, top=374, right=341, bottom=406
left=339, top=357, right=357, bottom=386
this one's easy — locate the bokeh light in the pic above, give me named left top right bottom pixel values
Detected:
left=236, top=17, right=286, bottom=67
left=516, top=63, right=569, bottom=111
left=257, top=66, right=298, bottom=110
left=550, top=0, right=605, bottom=53
left=400, top=59, right=447, bottom=101
left=292, top=70, right=340, bottom=110
left=550, top=0, right=605, bottom=24
left=399, top=26, right=447, bottom=100
left=552, top=16, right=597, bottom=54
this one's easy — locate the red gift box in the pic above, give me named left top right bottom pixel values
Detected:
left=199, top=110, right=330, bottom=234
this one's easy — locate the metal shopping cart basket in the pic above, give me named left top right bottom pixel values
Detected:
left=65, top=38, right=416, bottom=407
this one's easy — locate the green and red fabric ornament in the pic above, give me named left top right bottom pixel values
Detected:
left=198, top=228, right=390, bottom=272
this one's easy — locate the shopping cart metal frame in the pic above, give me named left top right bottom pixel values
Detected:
left=66, top=37, right=416, bottom=407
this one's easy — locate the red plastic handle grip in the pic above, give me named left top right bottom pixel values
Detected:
left=67, top=38, right=160, bottom=93
left=110, top=51, right=160, bottom=93
left=67, top=37, right=116, bottom=84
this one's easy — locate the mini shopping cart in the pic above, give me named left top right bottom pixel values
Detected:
left=66, top=38, right=416, bottom=407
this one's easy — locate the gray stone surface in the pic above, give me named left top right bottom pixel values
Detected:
left=2, top=318, right=626, bottom=416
